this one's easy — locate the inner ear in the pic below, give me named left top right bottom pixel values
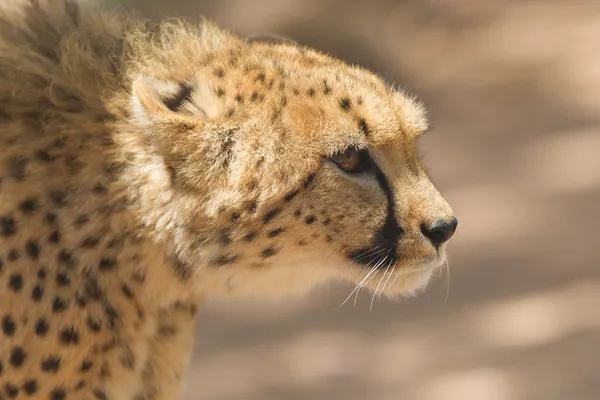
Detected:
left=163, top=82, right=193, bottom=112
left=131, top=74, right=223, bottom=123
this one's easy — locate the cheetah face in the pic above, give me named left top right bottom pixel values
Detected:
left=128, top=40, right=456, bottom=300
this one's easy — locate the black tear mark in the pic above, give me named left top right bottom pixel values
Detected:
left=163, top=83, right=193, bottom=112
left=347, top=161, right=403, bottom=266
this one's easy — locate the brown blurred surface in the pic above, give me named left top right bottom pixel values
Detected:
left=107, top=0, right=600, bottom=398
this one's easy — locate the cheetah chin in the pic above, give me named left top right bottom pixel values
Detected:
left=0, top=0, right=457, bottom=399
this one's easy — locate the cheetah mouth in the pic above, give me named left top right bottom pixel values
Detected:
left=346, top=244, right=446, bottom=273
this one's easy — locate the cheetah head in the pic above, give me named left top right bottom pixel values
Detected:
left=124, top=21, right=457, bottom=301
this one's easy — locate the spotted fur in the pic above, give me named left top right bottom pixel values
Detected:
left=0, top=1, right=456, bottom=399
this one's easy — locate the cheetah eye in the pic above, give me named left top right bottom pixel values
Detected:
left=330, top=148, right=372, bottom=174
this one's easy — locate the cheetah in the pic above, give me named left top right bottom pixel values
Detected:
left=0, top=0, right=458, bottom=399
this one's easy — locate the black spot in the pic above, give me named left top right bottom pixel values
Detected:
left=41, top=355, right=61, bottom=372
left=59, top=327, right=80, bottom=345
left=48, top=190, right=68, bottom=207
left=49, top=230, right=61, bottom=243
left=55, top=272, right=70, bottom=287
left=304, top=215, right=316, bottom=224
left=170, top=256, right=190, bottom=281
left=267, top=228, right=285, bottom=238
left=339, top=97, right=352, bottom=111
left=163, top=83, right=193, bottom=112
left=80, top=359, right=93, bottom=372
left=45, top=213, right=57, bottom=225
left=261, top=248, right=277, bottom=258
left=2, top=315, right=16, bottom=336
left=303, top=173, right=316, bottom=188
left=214, top=67, right=225, bottom=78
left=23, top=379, right=38, bottom=396
left=250, top=92, right=259, bottom=102
left=248, top=201, right=258, bottom=213
left=87, top=317, right=101, bottom=333
left=284, top=190, right=299, bottom=201
left=119, top=347, right=136, bottom=370
left=8, top=249, right=19, bottom=261
left=4, top=382, right=19, bottom=398
left=0, top=216, right=17, bottom=236
left=37, top=268, right=47, bottom=280
left=9, top=346, right=26, bottom=367
left=25, top=240, right=40, bottom=259
left=256, top=73, right=266, bottom=83
left=216, top=87, right=225, bottom=97
left=35, top=318, right=49, bottom=337
left=297, top=240, right=307, bottom=246
left=326, top=234, right=333, bottom=243
left=218, top=230, right=232, bottom=246
left=307, top=88, right=316, bottom=97
left=230, top=212, right=241, bottom=222
left=82, top=236, right=99, bottom=248
left=8, top=274, right=23, bottom=292
left=358, top=118, right=370, bottom=135
left=323, top=80, right=331, bottom=95
left=50, top=387, right=66, bottom=400
left=9, top=156, right=29, bottom=180
left=19, top=198, right=39, bottom=214
left=92, top=182, right=108, bottom=196
left=31, top=284, right=44, bottom=302
left=84, top=278, right=103, bottom=301
left=57, top=250, right=76, bottom=269
left=99, top=257, right=116, bottom=270
left=52, top=297, right=69, bottom=313
left=294, top=209, right=302, bottom=218
left=157, top=325, right=177, bottom=336
left=235, top=94, right=243, bottom=103
left=74, top=214, right=89, bottom=228
left=121, top=284, right=134, bottom=299
left=263, top=208, right=281, bottom=224
left=99, top=363, right=111, bottom=378
left=35, top=149, right=56, bottom=162
left=244, top=232, right=257, bottom=242
left=93, top=388, right=108, bottom=400
left=214, top=255, right=238, bottom=266
left=22, top=380, right=38, bottom=395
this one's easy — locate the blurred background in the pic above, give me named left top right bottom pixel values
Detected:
left=105, top=0, right=600, bottom=399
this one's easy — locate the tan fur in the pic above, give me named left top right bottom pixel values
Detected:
left=0, top=1, right=456, bottom=399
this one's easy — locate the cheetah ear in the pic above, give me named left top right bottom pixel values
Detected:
left=130, top=75, right=222, bottom=123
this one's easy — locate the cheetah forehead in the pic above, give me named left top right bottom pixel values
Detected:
left=125, top=19, right=429, bottom=149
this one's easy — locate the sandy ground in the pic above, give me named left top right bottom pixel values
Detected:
left=107, top=0, right=600, bottom=398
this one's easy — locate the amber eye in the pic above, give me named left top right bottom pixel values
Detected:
left=331, top=148, right=371, bottom=173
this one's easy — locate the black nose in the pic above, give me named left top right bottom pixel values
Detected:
left=421, top=217, right=458, bottom=247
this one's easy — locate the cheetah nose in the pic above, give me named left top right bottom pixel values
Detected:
left=420, top=217, right=458, bottom=248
